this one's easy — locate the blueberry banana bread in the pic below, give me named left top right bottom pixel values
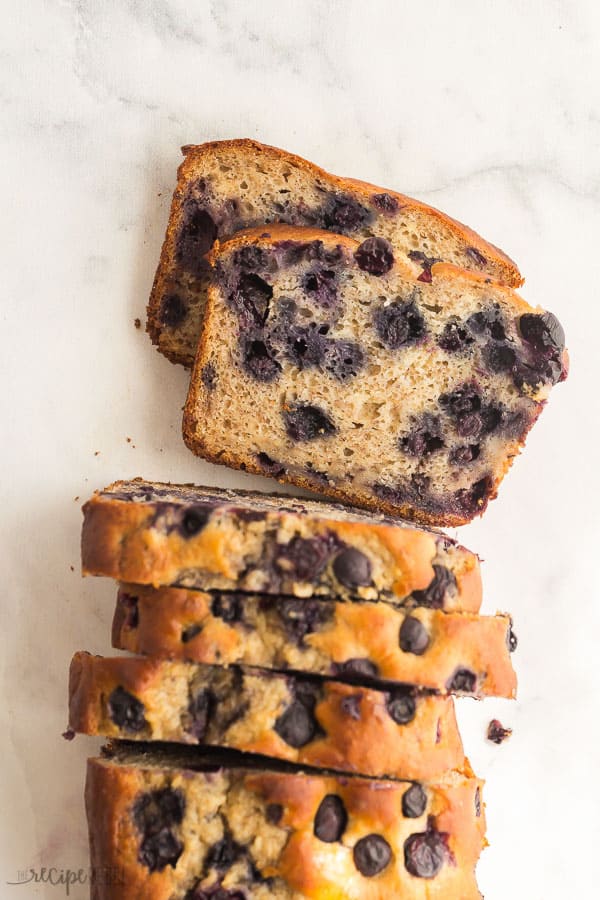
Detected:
left=147, top=138, right=522, bottom=367
left=82, top=480, right=482, bottom=609
left=111, top=586, right=516, bottom=698
left=183, top=226, right=567, bottom=526
left=69, top=653, right=464, bottom=780
left=86, top=744, right=486, bottom=899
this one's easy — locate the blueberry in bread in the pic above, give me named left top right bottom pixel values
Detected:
left=82, top=480, right=482, bottom=609
left=85, top=745, right=486, bottom=899
left=183, top=226, right=567, bottom=526
left=147, top=138, right=522, bottom=367
left=68, top=652, right=464, bottom=780
left=110, top=585, right=516, bottom=698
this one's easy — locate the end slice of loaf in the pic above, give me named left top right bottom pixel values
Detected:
left=183, top=226, right=566, bottom=526
left=86, top=748, right=485, bottom=899
left=148, top=138, right=522, bottom=366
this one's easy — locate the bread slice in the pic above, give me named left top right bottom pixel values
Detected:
left=147, top=138, right=522, bottom=366
left=68, top=652, right=465, bottom=780
left=81, top=479, right=482, bottom=609
left=111, top=585, right=516, bottom=699
left=86, top=746, right=485, bottom=899
left=183, top=226, right=567, bottom=526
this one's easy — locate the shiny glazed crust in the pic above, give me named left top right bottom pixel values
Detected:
left=69, top=653, right=464, bottom=780
left=147, top=138, right=521, bottom=367
left=110, top=585, right=516, bottom=698
left=85, top=753, right=486, bottom=899
left=81, top=480, right=482, bottom=609
left=182, top=226, right=566, bottom=527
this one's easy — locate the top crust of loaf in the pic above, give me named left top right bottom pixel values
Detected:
left=147, top=138, right=522, bottom=366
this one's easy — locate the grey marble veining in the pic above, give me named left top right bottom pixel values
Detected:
left=2, top=1, right=599, bottom=897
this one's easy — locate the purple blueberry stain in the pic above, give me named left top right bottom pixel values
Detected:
left=374, top=297, right=426, bottom=349
left=283, top=404, right=336, bottom=441
left=108, top=686, right=147, bottom=733
left=400, top=415, right=444, bottom=457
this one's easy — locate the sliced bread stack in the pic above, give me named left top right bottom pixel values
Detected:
left=70, top=141, right=567, bottom=898
left=72, top=480, right=517, bottom=898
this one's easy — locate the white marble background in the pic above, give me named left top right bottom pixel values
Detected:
left=2, top=1, right=599, bottom=897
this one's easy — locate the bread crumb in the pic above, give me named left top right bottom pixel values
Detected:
left=70, top=565, right=74, bottom=572
left=134, top=318, right=141, bottom=329
left=74, top=496, right=79, bottom=501
left=126, top=437, right=131, bottom=443
left=94, top=451, right=100, bottom=456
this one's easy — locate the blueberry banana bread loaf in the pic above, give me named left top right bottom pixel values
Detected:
left=69, top=653, right=464, bottom=780
left=147, top=138, right=522, bottom=367
left=111, top=586, right=516, bottom=698
left=86, top=744, right=486, bottom=899
left=82, top=480, right=482, bottom=609
left=183, top=226, right=567, bottom=526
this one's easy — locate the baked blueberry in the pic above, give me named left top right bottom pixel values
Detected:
left=353, top=834, right=393, bottom=877
left=332, top=547, right=372, bottom=588
left=404, top=826, right=448, bottom=878
left=400, top=415, right=444, bottom=457
left=108, top=686, right=147, bottom=733
left=487, top=718, right=512, bottom=744
left=386, top=690, right=417, bottom=725
left=242, top=336, right=281, bottom=383
left=519, top=312, right=565, bottom=352
left=465, top=246, right=487, bottom=267
left=205, top=830, right=244, bottom=871
left=372, top=192, right=400, bottom=213
left=279, top=598, right=333, bottom=644
left=438, top=319, right=475, bottom=352
left=482, top=342, right=517, bottom=373
left=283, top=404, right=336, bottom=441
left=180, top=505, right=211, bottom=537
left=211, top=594, right=244, bottom=623
left=402, top=784, right=427, bottom=818
left=256, top=451, right=286, bottom=476
left=374, top=298, right=426, bottom=349
left=466, top=305, right=506, bottom=340
left=186, top=688, right=212, bottom=740
left=274, top=697, right=318, bottom=748
left=411, top=565, right=456, bottom=609
left=231, top=273, right=273, bottom=325
left=354, top=237, right=395, bottom=275
left=133, top=787, right=185, bottom=872
left=276, top=535, right=337, bottom=581
left=399, top=617, right=430, bottom=655
left=177, top=202, right=218, bottom=274
left=333, top=658, right=379, bottom=680
left=408, top=250, right=442, bottom=283
left=314, top=795, right=348, bottom=843
left=446, top=668, right=477, bottom=693
left=449, top=444, right=480, bottom=464
left=138, top=828, right=183, bottom=872
left=324, top=339, right=364, bottom=380
left=303, top=269, right=337, bottom=307
left=323, top=194, right=370, bottom=231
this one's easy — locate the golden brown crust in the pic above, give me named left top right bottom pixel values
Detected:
left=69, top=652, right=465, bottom=780
left=147, top=138, right=522, bottom=367
left=81, top=481, right=482, bottom=609
left=110, top=585, right=515, bottom=698
left=86, top=754, right=486, bottom=900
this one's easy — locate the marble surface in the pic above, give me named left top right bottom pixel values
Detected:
left=2, top=1, right=599, bottom=897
